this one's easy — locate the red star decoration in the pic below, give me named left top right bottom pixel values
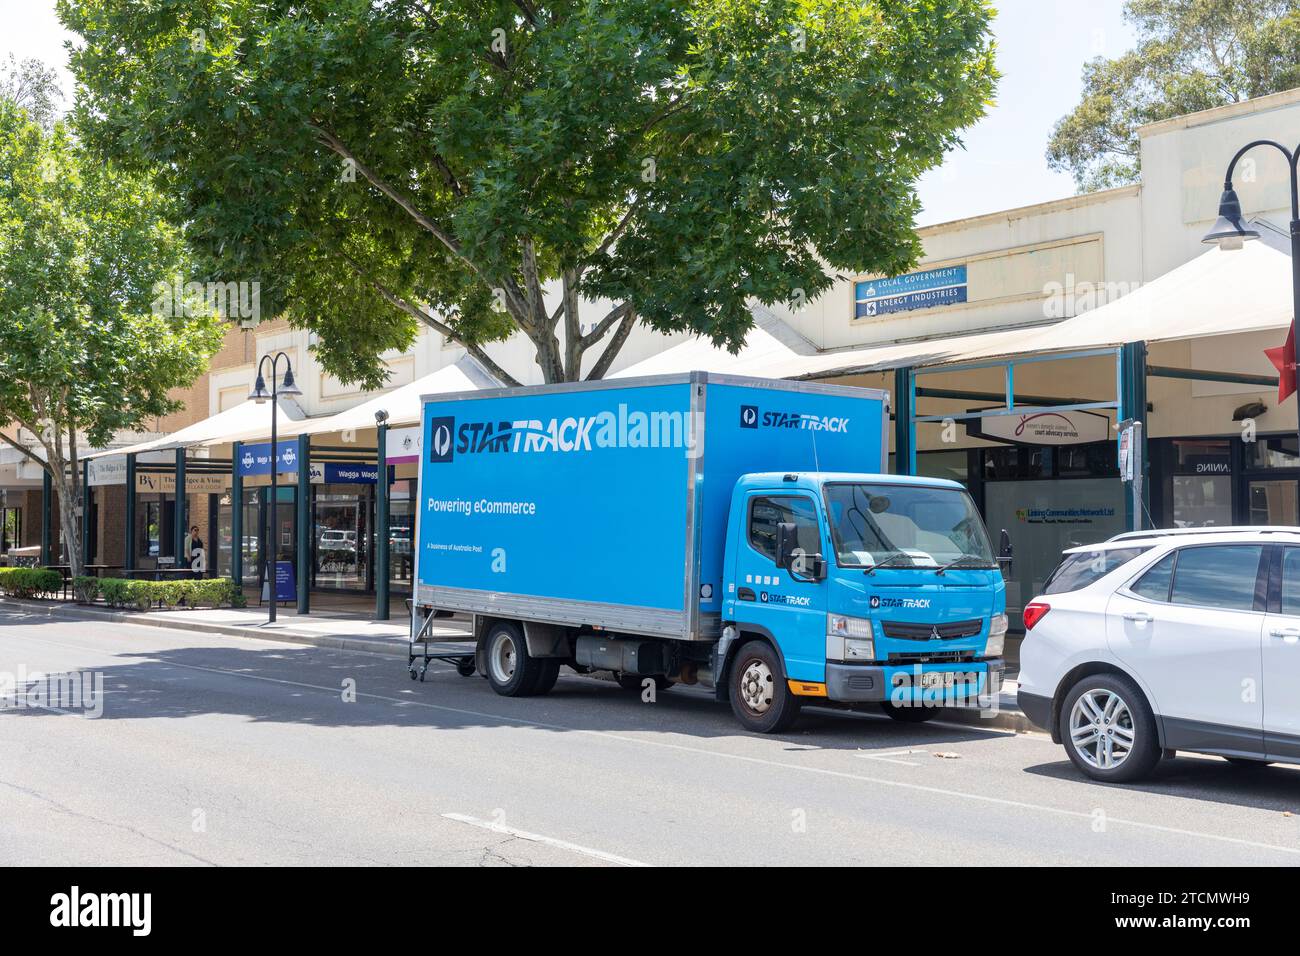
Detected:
left=1265, top=321, right=1297, bottom=404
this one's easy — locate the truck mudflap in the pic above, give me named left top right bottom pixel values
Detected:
left=825, top=660, right=1004, bottom=706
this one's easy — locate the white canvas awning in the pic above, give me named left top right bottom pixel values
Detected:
left=932, top=240, right=1294, bottom=367
left=611, top=306, right=818, bottom=378
left=737, top=240, right=1294, bottom=381
left=83, top=398, right=307, bottom=460
left=288, top=355, right=497, bottom=438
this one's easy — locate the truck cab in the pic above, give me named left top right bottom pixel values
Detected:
left=720, top=472, right=1007, bottom=732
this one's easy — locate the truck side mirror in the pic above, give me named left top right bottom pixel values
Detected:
left=777, top=522, right=826, bottom=582
left=997, top=528, right=1014, bottom=576
left=776, top=522, right=798, bottom=569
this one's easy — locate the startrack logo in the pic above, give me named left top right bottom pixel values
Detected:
left=739, top=405, right=849, bottom=434
left=427, top=405, right=693, bottom=463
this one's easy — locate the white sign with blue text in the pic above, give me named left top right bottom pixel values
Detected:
left=855, top=264, right=967, bottom=318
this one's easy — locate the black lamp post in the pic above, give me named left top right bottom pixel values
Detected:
left=249, top=352, right=302, bottom=623
left=1204, top=140, right=1300, bottom=454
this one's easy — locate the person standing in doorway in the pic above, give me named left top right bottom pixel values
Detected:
left=186, top=525, right=207, bottom=578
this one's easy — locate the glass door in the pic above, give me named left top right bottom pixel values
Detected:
left=1248, top=479, right=1298, bottom=525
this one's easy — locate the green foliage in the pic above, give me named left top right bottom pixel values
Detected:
left=62, top=0, right=996, bottom=383
left=0, top=91, right=226, bottom=578
left=89, top=576, right=243, bottom=610
left=0, top=567, right=64, bottom=599
left=72, top=575, right=101, bottom=603
left=1048, top=0, right=1300, bottom=191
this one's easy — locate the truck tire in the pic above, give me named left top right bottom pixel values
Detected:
left=483, top=621, right=551, bottom=697
left=729, top=640, right=801, bottom=734
left=528, top=659, right=562, bottom=696
left=1058, top=672, right=1161, bottom=783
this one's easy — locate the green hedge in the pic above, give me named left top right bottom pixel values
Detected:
left=0, top=567, right=64, bottom=599
left=76, top=576, right=245, bottom=611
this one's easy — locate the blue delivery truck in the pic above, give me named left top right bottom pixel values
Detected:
left=412, top=372, right=1006, bottom=733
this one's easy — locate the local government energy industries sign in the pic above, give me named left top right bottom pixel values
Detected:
left=855, top=264, right=967, bottom=318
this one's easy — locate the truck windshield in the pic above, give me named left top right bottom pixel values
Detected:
left=823, top=483, right=995, bottom=570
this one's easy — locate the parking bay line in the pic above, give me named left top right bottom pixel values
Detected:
left=16, top=627, right=1300, bottom=860
left=441, top=813, right=649, bottom=867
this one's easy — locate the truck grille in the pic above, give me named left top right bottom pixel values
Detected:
left=887, top=650, right=977, bottom=664
left=881, top=619, right=982, bottom=641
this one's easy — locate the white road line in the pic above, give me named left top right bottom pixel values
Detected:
left=11, top=624, right=1300, bottom=859
left=856, top=749, right=929, bottom=766
left=441, top=813, right=650, bottom=867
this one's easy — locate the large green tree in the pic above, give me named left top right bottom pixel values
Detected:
left=0, top=99, right=225, bottom=577
left=1048, top=0, right=1300, bottom=192
left=62, top=0, right=996, bottom=386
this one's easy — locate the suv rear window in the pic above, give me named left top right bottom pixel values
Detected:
left=1042, top=547, right=1150, bottom=594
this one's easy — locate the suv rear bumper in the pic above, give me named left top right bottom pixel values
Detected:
left=1016, top=690, right=1052, bottom=731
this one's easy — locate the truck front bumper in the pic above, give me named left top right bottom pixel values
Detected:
left=825, top=660, right=1005, bottom=706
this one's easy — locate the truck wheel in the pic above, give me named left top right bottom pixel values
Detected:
left=483, top=621, right=549, bottom=697
left=729, top=640, right=801, bottom=734
left=528, top=659, right=561, bottom=696
left=1059, top=672, right=1161, bottom=783
left=879, top=700, right=941, bottom=723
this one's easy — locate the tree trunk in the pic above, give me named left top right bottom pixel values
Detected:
left=51, top=465, right=82, bottom=580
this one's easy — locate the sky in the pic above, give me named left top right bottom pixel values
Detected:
left=3, top=0, right=1137, bottom=226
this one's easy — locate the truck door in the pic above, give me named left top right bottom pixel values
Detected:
left=734, top=493, right=829, bottom=682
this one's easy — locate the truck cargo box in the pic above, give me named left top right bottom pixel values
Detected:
left=414, top=373, right=888, bottom=641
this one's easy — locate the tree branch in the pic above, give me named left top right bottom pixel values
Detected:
left=335, top=251, right=521, bottom=387
left=578, top=300, right=632, bottom=351
left=310, top=123, right=532, bottom=324
left=585, top=307, right=637, bottom=380
left=0, top=431, right=46, bottom=471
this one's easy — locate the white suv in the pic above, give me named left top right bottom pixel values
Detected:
left=1018, top=527, right=1300, bottom=782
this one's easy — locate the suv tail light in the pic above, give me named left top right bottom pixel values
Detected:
left=1022, top=602, right=1050, bottom=631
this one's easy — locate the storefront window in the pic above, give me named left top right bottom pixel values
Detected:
left=313, top=487, right=370, bottom=590
left=1249, top=479, right=1298, bottom=525
left=1171, top=475, right=1232, bottom=527
left=1245, top=435, right=1300, bottom=469
left=1166, top=439, right=1232, bottom=528
left=388, top=479, right=415, bottom=592
left=143, top=499, right=161, bottom=558
left=916, top=450, right=969, bottom=485
left=1, top=507, right=20, bottom=553
left=983, top=476, right=1126, bottom=629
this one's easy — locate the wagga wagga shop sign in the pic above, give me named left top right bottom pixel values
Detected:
left=135, top=473, right=230, bottom=494
left=970, top=410, right=1110, bottom=446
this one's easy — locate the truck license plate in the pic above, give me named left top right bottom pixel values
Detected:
left=920, top=672, right=956, bottom=689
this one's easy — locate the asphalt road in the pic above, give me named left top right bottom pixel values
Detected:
left=3, top=607, right=1300, bottom=866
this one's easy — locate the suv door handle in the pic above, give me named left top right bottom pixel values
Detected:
left=1269, top=627, right=1300, bottom=639
left=1123, top=611, right=1153, bottom=623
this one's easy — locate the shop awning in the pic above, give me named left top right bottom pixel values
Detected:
left=748, top=240, right=1294, bottom=380
left=620, top=240, right=1291, bottom=384
left=83, top=398, right=307, bottom=460
left=203, top=355, right=498, bottom=445
left=611, top=306, right=818, bottom=378
left=296, top=355, right=497, bottom=436
left=929, top=240, right=1294, bottom=366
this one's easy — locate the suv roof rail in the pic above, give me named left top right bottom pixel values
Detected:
left=1107, top=526, right=1300, bottom=542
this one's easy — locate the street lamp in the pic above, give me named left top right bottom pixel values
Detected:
left=1204, top=139, right=1300, bottom=455
left=249, top=352, right=302, bottom=623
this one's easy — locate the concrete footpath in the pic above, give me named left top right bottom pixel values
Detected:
left=0, top=597, right=1033, bottom=732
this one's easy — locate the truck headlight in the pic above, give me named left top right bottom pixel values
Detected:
left=986, top=613, right=1008, bottom=656
left=827, top=614, right=874, bottom=662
